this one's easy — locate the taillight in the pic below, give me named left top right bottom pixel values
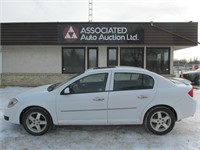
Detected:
left=188, top=88, right=194, bottom=97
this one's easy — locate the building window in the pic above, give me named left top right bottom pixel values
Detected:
left=120, top=47, right=144, bottom=67
left=62, top=48, right=85, bottom=73
left=88, top=48, right=98, bottom=69
left=146, top=48, right=170, bottom=74
left=107, top=47, right=118, bottom=66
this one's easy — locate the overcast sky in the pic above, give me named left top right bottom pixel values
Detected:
left=1, top=0, right=199, bottom=60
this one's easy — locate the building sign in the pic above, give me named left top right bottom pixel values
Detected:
left=58, top=23, right=144, bottom=44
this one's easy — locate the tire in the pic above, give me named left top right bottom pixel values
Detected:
left=22, top=107, right=53, bottom=136
left=144, top=106, right=176, bottom=135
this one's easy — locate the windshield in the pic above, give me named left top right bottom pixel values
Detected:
left=47, top=72, right=83, bottom=92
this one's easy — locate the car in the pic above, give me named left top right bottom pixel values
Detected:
left=182, top=69, right=200, bottom=85
left=4, top=66, right=196, bottom=136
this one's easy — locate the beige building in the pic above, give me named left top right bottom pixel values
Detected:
left=0, top=22, right=198, bottom=86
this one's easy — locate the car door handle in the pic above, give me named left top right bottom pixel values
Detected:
left=137, top=95, right=148, bottom=99
left=93, top=97, right=105, bottom=101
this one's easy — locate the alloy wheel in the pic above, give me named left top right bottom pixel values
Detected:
left=26, top=112, right=48, bottom=133
left=150, top=111, right=171, bottom=132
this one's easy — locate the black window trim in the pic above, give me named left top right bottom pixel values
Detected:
left=87, top=47, right=98, bottom=69
left=107, top=47, right=118, bottom=66
left=146, top=47, right=170, bottom=74
left=62, top=47, right=86, bottom=74
left=120, top=47, right=144, bottom=67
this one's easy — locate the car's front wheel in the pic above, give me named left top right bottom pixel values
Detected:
left=22, top=107, right=53, bottom=136
left=144, top=106, right=176, bottom=135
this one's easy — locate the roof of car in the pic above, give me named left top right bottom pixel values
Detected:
left=86, top=66, right=148, bottom=72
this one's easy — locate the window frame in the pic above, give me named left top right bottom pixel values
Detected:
left=68, top=73, right=109, bottom=94
left=87, top=47, right=98, bottom=69
left=107, top=47, right=118, bottom=66
left=113, top=72, right=154, bottom=91
left=146, top=47, right=170, bottom=74
left=62, top=47, right=85, bottom=74
left=120, top=47, right=144, bottom=68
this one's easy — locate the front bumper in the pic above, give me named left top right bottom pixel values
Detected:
left=3, top=106, right=21, bottom=124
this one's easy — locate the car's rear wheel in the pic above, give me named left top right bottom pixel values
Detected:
left=144, top=106, right=176, bottom=135
left=22, top=107, right=53, bottom=136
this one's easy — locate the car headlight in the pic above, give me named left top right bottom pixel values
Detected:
left=8, top=98, right=18, bottom=108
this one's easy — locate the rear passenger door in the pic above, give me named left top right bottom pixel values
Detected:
left=108, top=71, right=157, bottom=124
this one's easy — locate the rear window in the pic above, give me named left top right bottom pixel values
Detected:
left=114, top=73, right=154, bottom=91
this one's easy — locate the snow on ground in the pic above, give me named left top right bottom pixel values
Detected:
left=0, top=86, right=200, bottom=150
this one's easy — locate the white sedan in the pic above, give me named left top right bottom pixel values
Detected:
left=4, top=67, right=196, bottom=136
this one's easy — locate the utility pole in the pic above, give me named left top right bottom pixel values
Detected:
left=88, top=0, right=93, bottom=22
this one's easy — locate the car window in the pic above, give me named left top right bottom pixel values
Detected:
left=69, top=73, right=108, bottom=94
left=80, top=74, right=106, bottom=83
left=114, top=73, right=154, bottom=91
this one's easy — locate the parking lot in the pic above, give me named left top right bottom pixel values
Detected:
left=0, top=86, right=200, bottom=150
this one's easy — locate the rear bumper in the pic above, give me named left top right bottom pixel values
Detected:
left=176, top=97, right=197, bottom=120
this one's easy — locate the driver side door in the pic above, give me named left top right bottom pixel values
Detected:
left=56, top=73, right=110, bottom=125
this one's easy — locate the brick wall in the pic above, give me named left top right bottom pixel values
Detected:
left=1, top=73, right=74, bottom=87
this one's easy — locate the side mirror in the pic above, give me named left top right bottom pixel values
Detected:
left=61, top=87, right=70, bottom=95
